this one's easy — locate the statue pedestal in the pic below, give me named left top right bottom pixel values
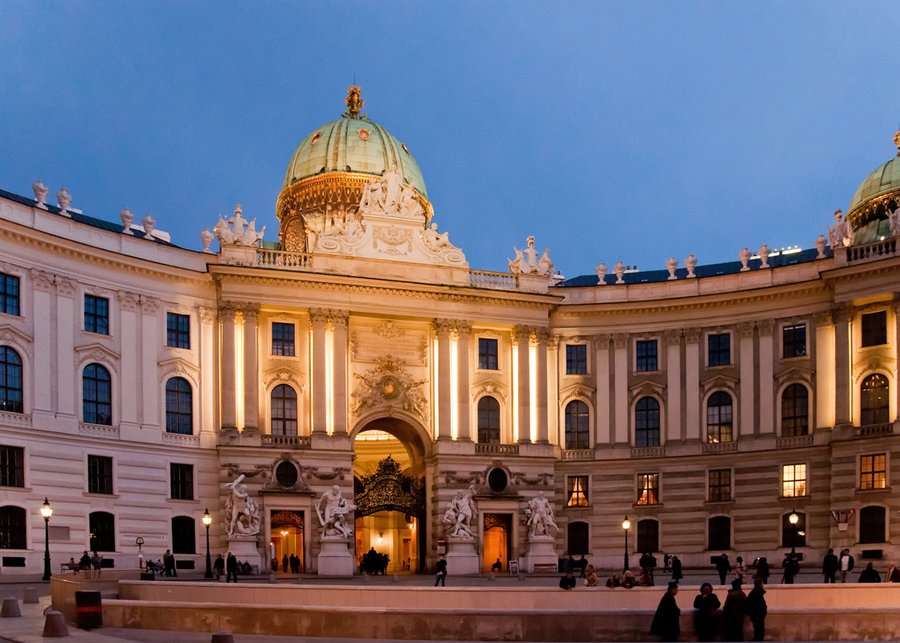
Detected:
left=445, top=536, right=479, bottom=575
left=524, top=535, right=558, bottom=573
left=317, top=535, right=355, bottom=576
left=227, top=536, right=261, bottom=570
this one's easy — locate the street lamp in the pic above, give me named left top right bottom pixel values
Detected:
left=788, top=509, right=800, bottom=555
left=621, top=515, right=631, bottom=572
left=202, top=508, right=213, bottom=579
left=40, top=498, right=53, bottom=581
left=135, top=536, right=145, bottom=571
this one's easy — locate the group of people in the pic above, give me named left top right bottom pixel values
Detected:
left=274, top=553, right=302, bottom=574
left=651, top=578, right=768, bottom=642
left=65, top=550, right=102, bottom=572
left=211, top=551, right=243, bottom=582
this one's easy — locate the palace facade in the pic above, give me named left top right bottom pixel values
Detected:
left=0, top=89, right=897, bottom=576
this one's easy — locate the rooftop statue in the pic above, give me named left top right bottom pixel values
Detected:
left=120, top=208, right=134, bottom=234
left=56, top=188, right=72, bottom=213
left=508, top=236, right=554, bottom=276
left=827, top=209, right=852, bottom=248
left=213, top=205, right=265, bottom=247
left=142, top=213, right=156, bottom=239
left=889, top=206, right=900, bottom=238
left=344, top=85, right=365, bottom=119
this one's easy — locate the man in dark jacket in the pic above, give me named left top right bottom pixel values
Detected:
left=715, top=554, right=730, bottom=585
left=722, top=579, right=746, bottom=641
left=650, top=582, right=681, bottom=642
left=858, top=562, right=881, bottom=582
left=225, top=551, right=238, bottom=583
left=822, top=548, right=839, bottom=583
left=745, top=578, right=767, bottom=642
left=434, top=555, right=447, bottom=586
left=559, top=569, right=577, bottom=590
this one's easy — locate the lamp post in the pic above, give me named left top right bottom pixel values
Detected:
left=202, top=508, right=213, bottom=580
left=135, top=536, right=145, bottom=571
left=40, top=498, right=53, bottom=581
left=788, top=510, right=799, bottom=555
left=621, top=515, right=631, bottom=573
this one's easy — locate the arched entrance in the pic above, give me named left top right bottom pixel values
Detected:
left=352, top=417, right=427, bottom=573
left=271, top=510, right=304, bottom=574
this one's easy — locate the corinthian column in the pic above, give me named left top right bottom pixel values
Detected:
left=456, top=322, right=472, bottom=441
left=310, top=309, right=328, bottom=434
left=242, top=304, right=259, bottom=433
left=833, top=304, right=853, bottom=427
left=434, top=319, right=453, bottom=440
left=515, top=326, right=532, bottom=443
left=219, top=303, right=237, bottom=431
left=535, top=329, right=549, bottom=443
left=332, top=311, right=349, bottom=435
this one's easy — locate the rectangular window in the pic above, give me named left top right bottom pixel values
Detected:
left=636, top=473, right=659, bottom=505
left=166, top=313, right=190, bottom=349
left=861, top=311, right=887, bottom=347
left=0, top=446, right=24, bottom=488
left=84, top=294, right=109, bottom=335
left=87, top=455, right=113, bottom=495
left=566, top=475, right=589, bottom=507
left=707, top=333, right=731, bottom=366
left=708, top=468, right=732, bottom=502
left=860, top=453, right=887, bottom=490
left=782, top=323, right=807, bottom=358
left=271, top=322, right=295, bottom=357
left=635, top=339, right=658, bottom=372
left=478, top=338, right=498, bottom=370
left=781, top=463, right=808, bottom=497
left=565, top=344, right=587, bottom=375
left=0, top=273, right=19, bottom=316
left=170, top=463, right=194, bottom=500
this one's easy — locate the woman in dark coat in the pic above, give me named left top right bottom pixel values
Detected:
left=692, top=582, right=721, bottom=642
left=650, top=581, right=681, bottom=642
left=744, top=578, right=767, bottom=642
left=722, top=579, right=747, bottom=641
left=754, top=557, right=770, bottom=584
left=671, top=556, right=684, bottom=582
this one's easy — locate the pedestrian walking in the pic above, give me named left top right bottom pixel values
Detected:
left=715, top=553, right=730, bottom=585
left=839, top=548, right=854, bottom=583
left=650, top=581, right=681, bottom=642
left=822, top=548, right=839, bottom=583
left=213, top=553, right=224, bottom=580
left=434, top=554, right=448, bottom=586
left=731, top=556, right=746, bottom=584
left=722, top=579, right=747, bottom=641
left=781, top=553, right=799, bottom=584
left=671, top=555, right=683, bottom=582
left=225, top=551, right=238, bottom=583
left=692, top=582, right=721, bottom=642
left=754, top=557, right=770, bottom=584
left=745, top=578, right=767, bottom=642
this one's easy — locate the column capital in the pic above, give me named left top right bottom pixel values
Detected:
left=533, top=327, right=551, bottom=346
left=432, top=318, right=454, bottom=335
left=814, top=310, right=833, bottom=327
left=219, top=301, right=237, bottom=320
left=240, top=303, right=260, bottom=322
left=197, top=305, right=217, bottom=324
left=737, top=321, right=756, bottom=339
left=591, top=333, right=611, bottom=349
left=55, top=276, right=76, bottom=298
left=684, top=328, right=701, bottom=343
left=512, top=325, right=532, bottom=344
left=664, top=329, right=682, bottom=346
left=117, top=290, right=140, bottom=312
left=31, top=269, right=54, bottom=293
left=455, top=320, right=472, bottom=336
left=309, top=308, right=330, bottom=326
left=140, top=295, right=159, bottom=314
left=832, top=302, right=855, bottom=323
left=547, top=334, right=561, bottom=350
left=757, top=319, right=775, bottom=336
left=612, top=333, right=629, bottom=349
left=331, top=310, right=349, bottom=328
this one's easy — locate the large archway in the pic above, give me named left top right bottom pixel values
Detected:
left=352, top=417, right=427, bottom=573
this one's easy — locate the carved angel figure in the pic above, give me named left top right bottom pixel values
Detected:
left=423, top=223, right=452, bottom=250
left=889, top=206, right=900, bottom=238
left=213, top=215, right=235, bottom=245
left=537, top=248, right=554, bottom=276
left=316, top=485, right=355, bottom=539
left=508, top=246, right=525, bottom=274
left=524, top=492, right=559, bottom=538
left=442, top=487, right=478, bottom=539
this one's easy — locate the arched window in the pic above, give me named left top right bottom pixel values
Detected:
left=88, top=511, right=115, bottom=552
left=165, top=377, right=193, bottom=435
left=567, top=521, right=589, bottom=555
left=706, top=391, right=733, bottom=443
left=0, top=347, right=23, bottom=413
left=564, top=400, right=590, bottom=450
left=637, top=519, right=659, bottom=553
left=635, top=397, right=660, bottom=447
left=477, top=396, right=500, bottom=444
left=707, top=516, right=731, bottom=551
left=781, top=512, right=807, bottom=548
left=0, top=506, right=26, bottom=549
left=271, top=384, right=298, bottom=436
left=859, top=506, right=886, bottom=544
left=83, top=364, right=112, bottom=425
left=171, top=516, right=196, bottom=555
left=861, top=374, right=890, bottom=426
left=781, top=384, right=809, bottom=436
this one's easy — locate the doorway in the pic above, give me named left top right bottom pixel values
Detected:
left=270, top=510, right=304, bottom=574
left=482, top=513, right=512, bottom=573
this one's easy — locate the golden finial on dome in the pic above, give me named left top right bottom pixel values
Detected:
left=345, top=85, right=364, bottom=119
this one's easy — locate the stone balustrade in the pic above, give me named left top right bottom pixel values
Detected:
left=468, top=269, right=517, bottom=290
left=256, top=248, right=311, bottom=270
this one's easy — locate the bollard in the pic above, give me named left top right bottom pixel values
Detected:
left=74, top=590, right=102, bottom=629
left=0, top=597, right=21, bottom=617
left=22, top=586, right=39, bottom=604
left=42, top=609, right=69, bottom=637
left=211, top=632, right=235, bottom=643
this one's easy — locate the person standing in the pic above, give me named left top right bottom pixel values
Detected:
left=722, top=579, right=747, bottom=641
left=839, top=548, right=854, bottom=583
left=434, top=555, right=448, bottom=587
left=781, top=553, right=798, bottom=584
left=822, top=548, right=839, bottom=583
left=731, top=556, right=746, bottom=584
left=163, top=549, right=177, bottom=577
left=650, top=581, right=681, bottom=642
left=692, top=582, right=721, bottom=642
left=858, top=562, right=881, bottom=582
left=744, top=578, right=767, bottom=642
left=213, top=553, right=225, bottom=580
left=641, top=551, right=658, bottom=585
left=671, top=555, right=684, bottom=583
left=225, top=551, right=238, bottom=583
left=716, top=553, right=730, bottom=585
left=754, top=557, right=770, bottom=584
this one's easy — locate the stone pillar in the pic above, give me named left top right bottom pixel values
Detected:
left=140, top=296, right=160, bottom=429
left=547, top=334, right=560, bottom=445
left=664, top=330, right=682, bottom=443
left=833, top=304, right=853, bottom=427
left=241, top=304, right=259, bottom=433
left=612, top=333, right=629, bottom=444
left=435, top=319, right=453, bottom=440
left=738, top=322, right=756, bottom=438
left=594, top=334, right=611, bottom=445
left=31, top=271, right=54, bottom=415
left=535, top=329, right=549, bottom=443
left=684, top=329, right=701, bottom=441
left=55, top=278, right=76, bottom=419
left=198, top=306, right=217, bottom=438
left=310, top=309, right=328, bottom=434
left=219, top=303, right=237, bottom=431
left=757, top=320, right=775, bottom=434
left=117, top=291, right=141, bottom=428
left=515, top=326, right=531, bottom=443
left=332, top=311, right=349, bottom=435
left=815, top=311, right=836, bottom=429
left=456, top=322, right=472, bottom=441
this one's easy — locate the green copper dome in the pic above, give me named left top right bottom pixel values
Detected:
left=847, top=130, right=900, bottom=216
left=283, top=113, right=427, bottom=198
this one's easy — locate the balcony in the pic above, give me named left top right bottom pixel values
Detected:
left=468, top=270, right=517, bottom=290
left=261, top=435, right=311, bottom=449
left=474, top=443, right=519, bottom=456
left=561, top=449, right=594, bottom=461
left=854, top=423, right=894, bottom=438
left=631, top=446, right=667, bottom=458
left=256, top=248, right=312, bottom=271
left=776, top=435, right=814, bottom=449
left=702, top=441, right=738, bottom=454
left=846, top=238, right=898, bottom=263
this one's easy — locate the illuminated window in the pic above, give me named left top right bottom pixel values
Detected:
left=707, top=333, right=730, bottom=366
left=635, top=339, right=658, bottom=372
left=706, top=391, right=733, bottom=443
left=566, top=344, right=587, bottom=375
left=860, top=374, right=889, bottom=425
left=637, top=473, right=659, bottom=505
left=781, top=463, right=807, bottom=497
left=781, top=384, right=809, bottom=436
left=566, top=475, right=589, bottom=507
left=782, top=324, right=807, bottom=358
left=860, top=453, right=887, bottom=490
left=708, top=469, right=731, bottom=502
left=635, top=397, right=660, bottom=447
left=861, top=311, right=887, bottom=347
left=564, top=401, right=590, bottom=449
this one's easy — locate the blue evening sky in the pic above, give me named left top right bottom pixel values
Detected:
left=1, top=2, right=899, bottom=277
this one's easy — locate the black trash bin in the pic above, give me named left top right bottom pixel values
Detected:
left=74, top=590, right=102, bottom=630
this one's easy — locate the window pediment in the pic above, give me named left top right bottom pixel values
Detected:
left=264, top=367, right=304, bottom=391
left=159, top=357, right=200, bottom=389
left=559, top=383, right=595, bottom=407
left=75, top=343, right=120, bottom=367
